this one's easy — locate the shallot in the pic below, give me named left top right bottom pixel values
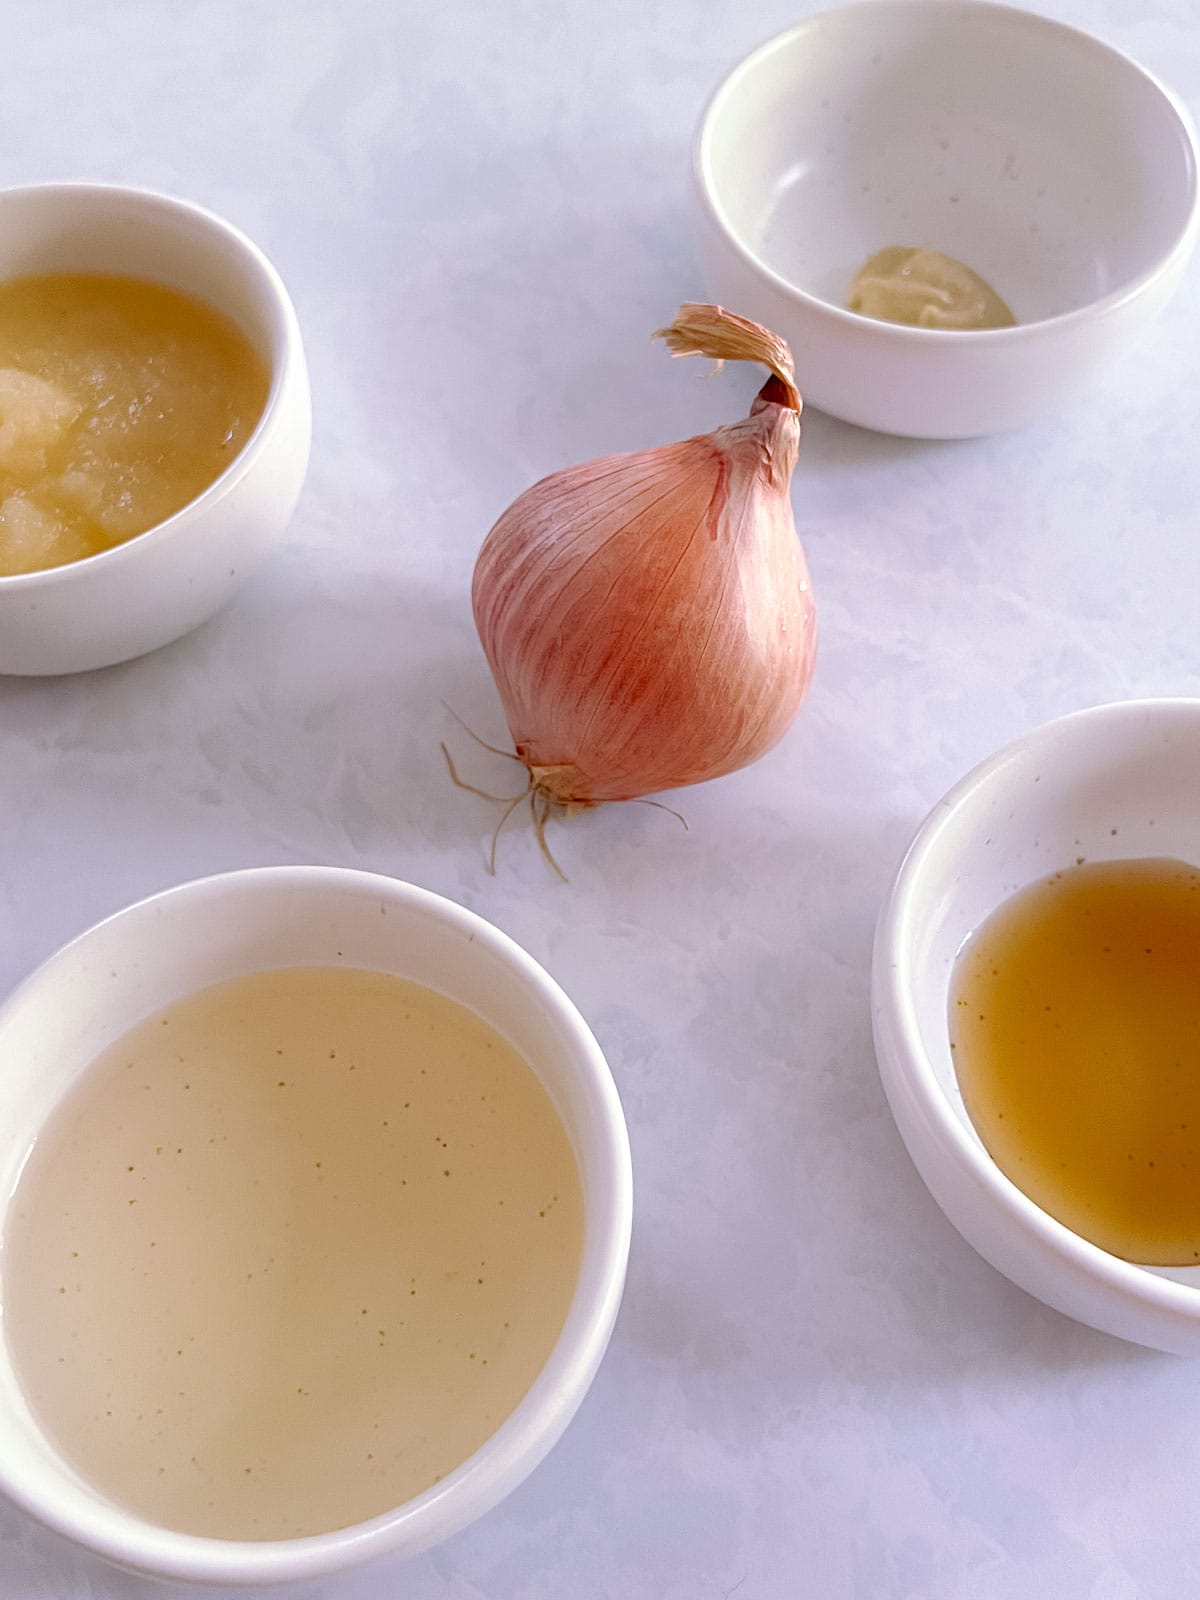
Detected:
left=467, top=303, right=817, bottom=853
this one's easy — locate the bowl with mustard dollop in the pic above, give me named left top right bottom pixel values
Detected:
left=0, top=182, right=311, bottom=674
left=693, top=0, right=1199, bottom=438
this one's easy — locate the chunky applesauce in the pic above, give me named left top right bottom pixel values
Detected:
left=0, top=273, right=269, bottom=576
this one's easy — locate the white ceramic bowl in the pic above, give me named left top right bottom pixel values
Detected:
left=694, top=1, right=1200, bottom=438
left=0, top=183, right=311, bottom=674
left=0, top=867, right=632, bottom=1583
left=873, top=699, right=1200, bottom=1354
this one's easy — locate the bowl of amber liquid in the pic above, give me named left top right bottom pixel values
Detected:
left=0, top=183, right=311, bottom=674
left=0, top=868, right=632, bottom=1582
left=873, top=699, right=1200, bottom=1353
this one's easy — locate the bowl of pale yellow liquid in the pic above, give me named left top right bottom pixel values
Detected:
left=873, top=699, right=1200, bottom=1354
left=0, top=183, right=311, bottom=674
left=0, top=867, right=632, bottom=1582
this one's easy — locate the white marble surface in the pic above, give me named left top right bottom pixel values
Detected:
left=2, top=1, right=1199, bottom=1595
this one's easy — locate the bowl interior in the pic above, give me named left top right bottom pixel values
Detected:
left=892, top=701, right=1200, bottom=1284
left=0, top=868, right=629, bottom=1581
left=704, top=1, right=1197, bottom=320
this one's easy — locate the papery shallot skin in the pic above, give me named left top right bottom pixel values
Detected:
left=471, top=378, right=816, bottom=806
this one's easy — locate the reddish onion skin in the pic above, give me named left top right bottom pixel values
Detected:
left=471, top=342, right=816, bottom=807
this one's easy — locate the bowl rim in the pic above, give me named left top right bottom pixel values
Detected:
left=0, top=865, right=634, bottom=1583
left=872, top=697, right=1200, bottom=1331
left=694, top=0, right=1200, bottom=344
left=0, top=180, right=304, bottom=593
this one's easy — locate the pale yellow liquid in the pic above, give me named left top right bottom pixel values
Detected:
left=950, top=859, right=1200, bottom=1264
left=3, top=967, right=583, bottom=1539
left=0, top=272, right=269, bottom=575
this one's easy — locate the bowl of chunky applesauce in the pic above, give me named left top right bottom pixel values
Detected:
left=694, top=1, right=1199, bottom=437
left=0, top=183, right=311, bottom=673
left=873, top=699, right=1200, bottom=1354
left=0, top=867, right=632, bottom=1582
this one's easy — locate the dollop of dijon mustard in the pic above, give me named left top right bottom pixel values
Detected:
left=847, top=247, right=1015, bottom=330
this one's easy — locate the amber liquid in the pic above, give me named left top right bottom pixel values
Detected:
left=950, top=858, right=1200, bottom=1264
left=3, top=968, right=583, bottom=1539
left=0, top=272, right=269, bottom=575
